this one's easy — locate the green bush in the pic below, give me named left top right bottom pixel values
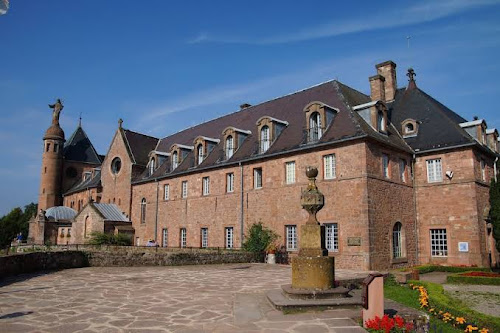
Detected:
left=87, top=232, right=132, bottom=246
left=413, top=265, right=490, bottom=274
left=446, top=272, right=500, bottom=285
left=242, top=222, right=278, bottom=253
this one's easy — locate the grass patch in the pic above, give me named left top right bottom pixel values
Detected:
left=447, top=272, right=500, bottom=285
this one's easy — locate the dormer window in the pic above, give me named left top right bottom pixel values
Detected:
left=169, top=144, right=194, bottom=171
left=260, top=126, right=270, bottom=153
left=303, top=101, right=339, bottom=144
left=353, top=100, right=387, bottom=134
left=486, top=128, right=499, bottom=152
left=459, top=119, right=488, bottom=145
left=172, top=151, right=178, bottom=169
left=197, top=144, right=204, bottom=165
left=255, top=116, right=288, bottom=154
left=222, top=127, right=251, bottom=160
left=377, top=111, right=386, bottom=132
left=226, top=136, right=234, bottom=159
left=405, top=123, right=414, bottom=133
left=83, top=171, right=91, bottom=181
left=401, top=119, right=418, bottom=138
left=193, top=136, right=219, bottom=166
left=148, top=158, right=156, bottom=176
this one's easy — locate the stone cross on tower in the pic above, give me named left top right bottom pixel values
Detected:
left=49, top=99, right=64, bottom=126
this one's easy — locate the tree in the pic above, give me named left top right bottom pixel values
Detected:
left=489, top=179, right=500, bottom=252
left=0, top=203, right=37, bottom=249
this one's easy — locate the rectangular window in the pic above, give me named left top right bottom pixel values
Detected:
left=201, top=228, right=208, bottom=248
left=323, top=154, right=336, bottom=179
left=67, top=228, right=71, bottom=237
left=286, top=225, right=297, bottom=251
left=399, top=159, right=407, bottom=183
left=285, top=161, right=296, bottom=184
left=164, top=184, right=170, bottom=201
left=254, top=168, right=262, bottom=189
left=54, top=143, right=59, bottom=153
left=162, top=228, right=168, bottom=247
left=426, top=159, right=443, bottom=183
left=182, top=181, right=188, bottom=198
left=225, top=227, right=234, bottom=249
left=226, top=173, right=234, bottom=193
left=202, top=177, right=210, bottom=196
left=180, top=228, right=187, bottom=248
left=46, top=143, right=51, bottom=152
left=481, top=159, right=486, bottom=181
left=325, top=223, right=339, bottom=252
left=382, top=154, right=389, bottom=178
left=430, top=229, right=448, bottom=257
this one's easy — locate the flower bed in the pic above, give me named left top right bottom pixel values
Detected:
left=365, top=314, right=414, bottom=332
left=409, top=283, right=493, bottom=332
left=446, top=271, right=500, bottom=286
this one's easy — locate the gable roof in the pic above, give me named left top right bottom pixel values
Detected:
left=63, top=169, right=101, bottom=196
left=64, top=126, right=102, bottom=164
left=121, top=129, right=159, bottom=167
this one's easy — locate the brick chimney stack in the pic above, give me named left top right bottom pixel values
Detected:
left=375, top=61, right=397, bottom=102
left=369, top=74, right=386, bottom=101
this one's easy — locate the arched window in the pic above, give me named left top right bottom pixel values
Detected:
left=405, top=123, right=414, bottom=134
left=197, top=144, right=204, bottom=165
left=140, top=198, right=147, bottom=224
left=260, top=125, right=270, bottom=153
left=309, top=112, right=322, bottom=142
left=172, top=151, right=178, bottom=169
left=392, top=222, right=403, bottom=258
left=378, top=111, right=386, bottom=132
left=226, top=135, right=234, bottom=159
left=149, top=158, right=155, bottom=176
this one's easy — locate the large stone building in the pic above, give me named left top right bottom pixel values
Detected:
left=29, top=61, right=500, bottom=270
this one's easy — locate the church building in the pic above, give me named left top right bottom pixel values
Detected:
left=29, top=60, right=500, bottom=270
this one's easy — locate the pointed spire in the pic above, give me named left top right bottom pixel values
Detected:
left=78, top=112, right=82, bottom=127
left=406, top=68, right=417, bottom=90
left=118, top=118, right=123, bottom=129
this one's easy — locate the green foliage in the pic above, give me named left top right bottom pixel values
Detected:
left=242, top=222, right=279, bottom=253
left=87, top=232, right=132, bottom=246
left=413, top=265, right=490, bottom=274
left=446, top=272, right=500, bottom=285
left=0, top=203, right=37, bottom=249
left=489, top=178, right=500, bottom=252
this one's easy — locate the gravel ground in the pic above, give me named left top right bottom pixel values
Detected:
left=443, top=284, right=500, bottom=317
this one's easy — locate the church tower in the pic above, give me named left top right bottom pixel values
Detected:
left=38, top=99, right=65, bottom=210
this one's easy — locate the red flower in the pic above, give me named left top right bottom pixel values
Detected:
left=394, top=315, right=405, bottom=328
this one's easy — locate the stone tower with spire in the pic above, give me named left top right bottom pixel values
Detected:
left=38, top=99, right=65, bottom=210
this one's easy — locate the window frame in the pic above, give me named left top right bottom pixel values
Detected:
left=225, top=227, right=234, bottom=249
left=426, top=158, right=443, bottom=183
left=399, top=159, right=407, bottom=183
left=285, top=161, right=296, bottom=184
left=382, top=154, right=390, bottom=178
left=180, top=228, right=187, bottom=248
left=164, top=184, right=170, bottom=201
left=260, top=125, right=270, bottom=153
left=323, top=154, right=336, bottom=180
left=324, top=223, right=339, bottom=252
left=181, top=181, right=188, bottom=198
left=430, top=228, right=448, bottom=257
left=392, top=222, right=404, bottom=259
left=172, top=151, right=179, bottom=169
left=140, top=198, right=146, bottom=224
left=286, top=225, right=298, bottom=251
left=225, top=135, right=234, bottom=159
left=254, top=168, right=263, bottom=189
left=201, top=227, right=208, bottom=248
left=480, top=159, right=486, bottom=181
left=202, top=177, right=210, bottom=196
left=162, top=228, right=168, bottom=247
left=226, top=173, right=234, bottom=193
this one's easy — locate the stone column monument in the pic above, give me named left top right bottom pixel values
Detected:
left=291, top=166, right=334, bottom=290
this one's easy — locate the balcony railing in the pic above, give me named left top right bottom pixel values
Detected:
left=303, top=127, right=325, bottom=144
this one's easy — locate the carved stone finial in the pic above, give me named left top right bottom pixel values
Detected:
left=301, top=166, right=324, bottom=225
left=48, top=99, right=64, bottom=125
left=118, top=118, right=123, bottom=128
left=406, top=68, right=417, bottom=90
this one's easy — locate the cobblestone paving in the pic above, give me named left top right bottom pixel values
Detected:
left=0, top=264, right=369, bottom=332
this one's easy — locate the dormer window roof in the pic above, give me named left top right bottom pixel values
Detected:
left=255, top=116, right=288, bottom=154
left=303, top=101, right=339, bottom=143
left=170, top=144, right=193, bottom=171
left=401, top=118, right=419, bottom=138
left=459, top=119, right=488, bottom=144
left=193, top=136, right=220, bottom=166
left=222, top=127, right=251, bottom=160
left=353, top=100, right=387, bottom=134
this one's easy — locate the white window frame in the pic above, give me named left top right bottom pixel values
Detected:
left=226, top=173, right=234, bottom=193
left=286, top=225, right=297, bottom=251
left=392, top=222, right=403, bottom=258
left=226, top=136, right=234, bottom=159
left=377, top=111, right=386, bottom=132
left=260, top=125, right=270, bottom=153
left=181, top=181, right=188, bottom=198
left=162, top=228, right=168, bottom=247
left=254, top=168, right=262, bottom=189
left=324, top=223, right=338, bottom=252
left=201, top=228, right=208, bottom=248
left=225, top=227, right=234, bottom=249
left=202, top=177, right=210, bottom=196
left=172, top=151, right=178, bottom=169
left=309, top=112, right=322, bottom=142
left=426, top=158, right=443, bottom=183
left=323, top=154, right=336, bottom=180
left=285, top=161, right=296, bottom=184
left=197, top=144, right=204, bottom=165
left=382, top=154, right=389, bottom=178
left=164, top=184, right=170, bottom=201
left=430, top=229, right=448, bottom=257
left=149, top=158, right=155, bottom=175
left=399, top=159, right=406, bottom=183
left=481, top=159, right=486, bottom=181
left=140, top=198, right=146, bottom=224
left=180, top=228, right=187, bottom=248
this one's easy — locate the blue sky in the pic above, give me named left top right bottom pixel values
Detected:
left=1, top=0, right=500, bottom=215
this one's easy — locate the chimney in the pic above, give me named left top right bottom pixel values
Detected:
left=376, top=61, right=397, bottom=101
left=240, top=103, right=251, bottom=110
left=369, top=74, right=386, bottom=101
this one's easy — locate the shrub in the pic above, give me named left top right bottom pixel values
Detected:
left=242, top=222, right=279, bottom=253
left=446, top=272, right=500, bottom=286
left=413, top=265, right=490, bottom=274
left=87, top=232, right=132, bottom=246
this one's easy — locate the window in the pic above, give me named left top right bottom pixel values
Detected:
left=149, top=158, right=155, bottom=176
left=392, top=222, right=403, bottom=258
left=426, top=158, right=443, bottom=183
left=226, top=173, right=234, bottom=193
left=309, top=112, right=322, bottom=142
left=172, top=151, right=178, bottom=169
left=140, top=198, right=146, bottom=224
left=323, top=154, right=336, bottom=179
left=202, top=177, right=210, bottom=196
left=254, top=168, right=262, bottom=189
left=164, top=184, right=170, bottom=200
left=382, top=154, right=389, bottom=178
left=481, top=159, right=486, bottom=181
left=405, top=123, right=414, bottom=134
left=46, top=143, right=51, bottom=152
left=430, top=229, right=448, bottom=257
left=111, top=157, right=121, bottom=174
left=54, top=143, right=59, bottom=153
left=60, top=228, right=65, bottom=237
left=226, top=135, right=234, bottom=159
left=377, top=111, right=386, bottom=132
left=225, top=227, right=234, bottom=249
left=162, top=228, right=168, bottom=247
left=181, top=181, right=188, bottom=198
left=180, top=228, right=187, bottom=248
left=67, top=228, right=71, bottom=237
left=325, top=223, right=338, bottom=252
left=260, top=125, right=270, bottom=153
left=197, top=144, right=204, bottom=165
left=201, top=228, right=208, bottom=248
left=285, top=161, right=296, bottom=184
left=286, top=225, right=297, bottom=251
left=399, top=159, right=406, bottom=183
left=83, top=172, right=91, bottom=181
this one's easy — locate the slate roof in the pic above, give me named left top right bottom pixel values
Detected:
left=93, top=203, right=129, bottom=222
left=64, top=126, right=102, bottom=164
left=136, top=80, right=411, bottom=183
left=63, top=169, right=101, bottom=196
left=122, top=129, right=159, bottom=167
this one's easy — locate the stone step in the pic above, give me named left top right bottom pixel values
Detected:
left=281, top=284, right=351, bottom=299
left=267, top=288, right=363, bottom=311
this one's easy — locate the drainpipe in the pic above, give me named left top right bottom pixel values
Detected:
left=494, top=157, right=498, bottom=183
left=154, top=179, right=159, bottom=242
left=239, top=162, right=244, bottom=247
left=412, top=153, right=419, bottom=264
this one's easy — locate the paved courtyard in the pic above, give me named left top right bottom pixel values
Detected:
left=0, top=264, right=369, bottom=332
